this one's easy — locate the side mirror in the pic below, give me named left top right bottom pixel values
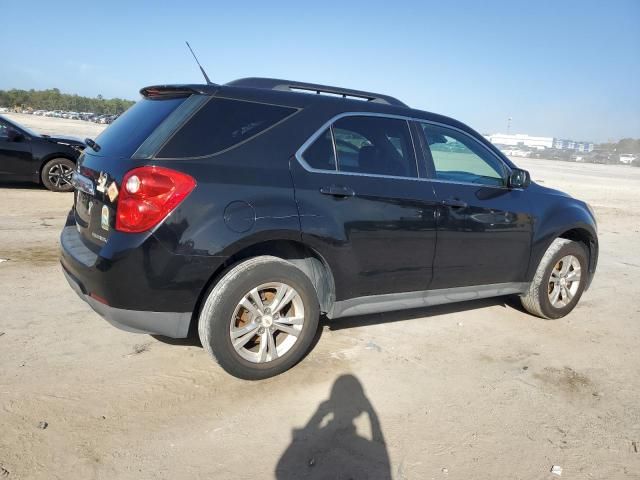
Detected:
left=7, top=129, right=24, bottom=142
left=508, top=168, right=531, bottom=189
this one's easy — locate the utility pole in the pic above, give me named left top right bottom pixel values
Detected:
left=507, top=116, right=512, bottom=135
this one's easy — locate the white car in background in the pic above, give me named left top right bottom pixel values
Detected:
left=619, top=154, right=636, bottom=164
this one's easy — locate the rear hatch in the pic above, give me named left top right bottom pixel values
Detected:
left=73, top=93, right=206, bottom=250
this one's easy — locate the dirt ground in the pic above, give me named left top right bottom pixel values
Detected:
left=1, top=116, right=639, bottom=479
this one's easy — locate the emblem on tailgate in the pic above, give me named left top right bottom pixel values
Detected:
left=96, top=172, right=108, bottom=193
left=91, top=232, right=107, bottom=243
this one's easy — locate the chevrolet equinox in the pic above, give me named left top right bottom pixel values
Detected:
left=61, top=78, right=598, bottom=379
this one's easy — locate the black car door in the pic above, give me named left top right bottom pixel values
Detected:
left=0, top=120, right=33, bottom=179
left=291, top=114, right=438, bottom=301
left=415, top=121, right=533, bottom=289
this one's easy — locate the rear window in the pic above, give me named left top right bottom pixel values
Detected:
left=156, top=98, right=297, bottom=158
left=92, top=97, right=186, bottom=157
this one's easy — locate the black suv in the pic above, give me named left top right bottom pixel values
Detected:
left=0, top=115, right=85, bottom=191
left=60, top=78, right=598, bottom=379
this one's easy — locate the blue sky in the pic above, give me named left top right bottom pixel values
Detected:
left=2, top=0, right=638, bottom=142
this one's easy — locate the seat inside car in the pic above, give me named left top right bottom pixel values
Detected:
left=358, top=143, right=408, bottom=177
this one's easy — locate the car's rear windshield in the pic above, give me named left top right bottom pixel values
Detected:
left=91, top=97, right=186, bottom=158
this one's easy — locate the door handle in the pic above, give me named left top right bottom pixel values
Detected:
left=320, top=185, right=355, bottom=197
left=442, top=197, right=468, bottom=208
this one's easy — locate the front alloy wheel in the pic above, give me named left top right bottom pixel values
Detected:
left=547, top=255, right=581, bottom=308
left=520, top=238, right=588, bottom=319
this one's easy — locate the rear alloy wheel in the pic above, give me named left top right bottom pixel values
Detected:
left=520, top=238, right=588, bottom=319
left=41, top=158, right=75, bottom=192
left=230, top=282, right=306, bottom=364
left=198, top=256, right=319, bottom=379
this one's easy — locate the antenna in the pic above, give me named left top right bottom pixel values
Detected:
left=185, top=41, right=213, bottom=85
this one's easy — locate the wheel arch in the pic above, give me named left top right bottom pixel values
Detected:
left=557, top=227, right=598, bottom=284
left=191, top=238, right=336, bottom=333
left=529, top=205, right=598, bottom=289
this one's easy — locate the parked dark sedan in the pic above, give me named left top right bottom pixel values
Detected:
left=0, top=115, right=85, bottom=191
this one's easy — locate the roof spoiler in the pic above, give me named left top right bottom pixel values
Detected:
left=139, top=84, right=219, bottom=98
left=226, top=77, right=408, bottom=107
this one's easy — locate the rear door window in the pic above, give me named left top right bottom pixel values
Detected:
left=332, top=116, right=417, bottom=178
left=301, top=128, right=336, bottom=170
left=156, top=98, right=297, bottom=158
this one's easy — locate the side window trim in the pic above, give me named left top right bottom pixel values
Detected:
left=409, top=120, right=433, bottom=179
left=415, top=120, right=512, bottom=188
left=296, top=112, right=513, bottom=185
left=406, top=119, right=422, bottom=180
left=329, top=124, right=338, bottom=171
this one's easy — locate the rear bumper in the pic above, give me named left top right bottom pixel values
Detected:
left=59, top=214, right=225, bottom=338
left=62, top=266, right=192, bottom=337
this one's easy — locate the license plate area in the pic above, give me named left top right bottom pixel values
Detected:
left=75, top=191, right=92, bottom=228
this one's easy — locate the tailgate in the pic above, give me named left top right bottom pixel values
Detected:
left=70, top=94, right=196, bottom=249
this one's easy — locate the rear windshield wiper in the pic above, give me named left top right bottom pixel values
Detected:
left=85, top=138, right=101, bottom=152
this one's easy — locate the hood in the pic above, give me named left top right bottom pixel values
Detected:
left=42, top=134, right=86, bottom=148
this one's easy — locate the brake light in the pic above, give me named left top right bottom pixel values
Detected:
left=115, top=166, right=196, bottom=233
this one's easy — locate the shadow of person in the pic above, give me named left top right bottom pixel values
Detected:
left=276, top=374, right=391, bottom=479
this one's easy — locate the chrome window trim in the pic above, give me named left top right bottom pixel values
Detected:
left=329, top=124, right=338, bottom=171
left=295, top=112, right=514, bottom=188
left=406, top=119, right=421, bottom=178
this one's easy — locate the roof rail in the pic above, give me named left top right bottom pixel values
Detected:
left=225, top=77, right=408, bottom=107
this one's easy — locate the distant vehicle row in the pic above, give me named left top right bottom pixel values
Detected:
left=0, top=108, right=120, bottom=124
left=29, top=110, right=120, bottom=124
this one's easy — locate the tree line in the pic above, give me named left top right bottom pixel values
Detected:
left=0, top=88, right=135, bottom=114
left=599, top=138, right=640, bottom=155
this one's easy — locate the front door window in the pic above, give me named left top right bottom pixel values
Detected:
left=420, top=123, right=506, bottom=186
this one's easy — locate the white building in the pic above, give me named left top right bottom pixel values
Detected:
left=485, top=133, right=554, bottom=149
left=553, top=139, right=594, bottom=152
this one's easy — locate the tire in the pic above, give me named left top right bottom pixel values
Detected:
left=41, top=158, right=75, bottom=192
left=520, top=238, right=589, bottom=319
left=198, top=256, right=320, bottom=380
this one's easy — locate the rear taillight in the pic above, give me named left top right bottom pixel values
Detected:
left=115, top=166, right=196, bottom=233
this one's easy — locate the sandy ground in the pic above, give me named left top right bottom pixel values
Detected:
left=1, top=116, right=639, bottom=480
